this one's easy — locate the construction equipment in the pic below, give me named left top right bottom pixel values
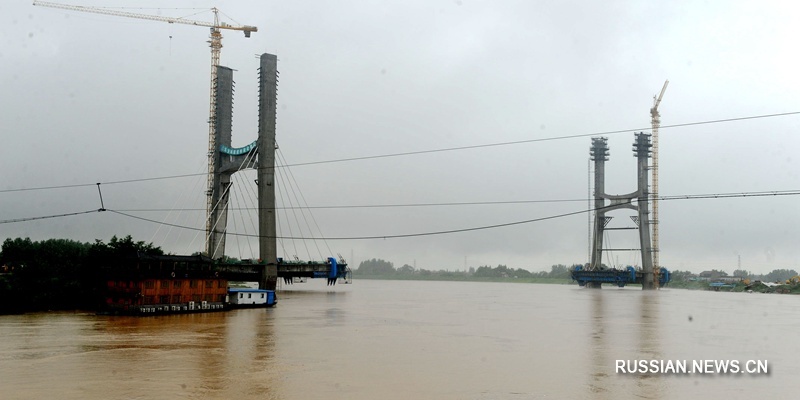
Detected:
left=32, top=1, right=257, bottom=251
left=571, top=265, right=671, bottom=288
left=650, top=80, right=668, bottom=288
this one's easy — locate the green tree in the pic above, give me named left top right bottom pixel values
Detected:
left=514, top=268, right=533, bottom=278
left=356, top=258, right=395, bottom=275
left=103, top=235, right=164, bottom=256
left=669, top=270, right=694, bottom=282
left=548, top=264, right=570, bottom=279
left=0, top=235, right=163, bottom=314
left=0, top=238, right=92, bottom=312
left=472, top=264, right=516, bottom=278
left=763, top=269, right=798, bottom=283
left=397, top=264, right=415, bottom=274
left=733, top=269, right=750, bottom=278
left=473, top=265, right=497, bottom=278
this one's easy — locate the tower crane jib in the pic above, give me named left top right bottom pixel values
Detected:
left=32, top=1, right=257, bottom=35
left=33, top=1, right=258, bottom=258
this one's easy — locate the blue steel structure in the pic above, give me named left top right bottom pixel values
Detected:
left=215, top=257, right=351, bottom=286
left=572, top=266, right=671, bottom=288
left=277, top=257, right=352, bottom=286
left=219, top=140, right=257, bottom=156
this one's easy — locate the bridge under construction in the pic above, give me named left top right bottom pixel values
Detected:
left=572, top=134, right=671, bottom=289
left=204, top=54, right=351, bottom=289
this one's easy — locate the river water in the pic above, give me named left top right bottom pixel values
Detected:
left=1, top=279, right=797, bottom=399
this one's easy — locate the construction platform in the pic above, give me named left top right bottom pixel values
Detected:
left=220, top=257, right=352, bottom=285
left=571, top=266, right=671, bottom=288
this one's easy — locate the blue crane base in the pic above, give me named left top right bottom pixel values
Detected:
left=571, top=266, right=671, bottom=288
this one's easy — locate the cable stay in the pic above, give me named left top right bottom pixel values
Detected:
left=197, top=147, right=351, bottom=285
left=272, top=148, right=351, bottom=285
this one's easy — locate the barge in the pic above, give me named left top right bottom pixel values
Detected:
left=99, top=253, right=276, bottom=315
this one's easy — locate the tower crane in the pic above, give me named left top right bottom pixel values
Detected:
left=32, top=1, right=257, bottom=248
left=650, top=80, right=668, bottom=288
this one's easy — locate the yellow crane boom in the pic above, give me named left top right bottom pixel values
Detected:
left=33, top=1, right=258, bottom=245
left=33, top=1, right=257, bottom=35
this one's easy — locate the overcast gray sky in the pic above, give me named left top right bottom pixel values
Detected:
left=2, top=0, right=799, bottom=274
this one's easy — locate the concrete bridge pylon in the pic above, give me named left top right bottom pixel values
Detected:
left=588, top=133, right=656, bottom=290
left=205, top=53, right=278, bottom=290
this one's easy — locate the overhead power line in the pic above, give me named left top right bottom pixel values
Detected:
left=3, top=190, right=798, bottom=228
left=0, top=173, right=207, bottom=194
left=106, top=190, right=800, bottom=241
left=109, top=189, right=800, bottom=212
left=659, top=190, right=800, bottom=201
left=281, top=111, right=800, bottom=167
left=107, top=208, right=587, bottom=240
left=2, top=111, right=799, bottom=194
left=0, top=209, right=103, bottom=225
left=114, top=198, right=588, bottom=212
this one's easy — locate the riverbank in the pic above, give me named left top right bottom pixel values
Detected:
left=668, top=279, right=800, bottom=294
left=354, top=274, right=800, bottom=294
left=354, top=274, right=570, bottom=285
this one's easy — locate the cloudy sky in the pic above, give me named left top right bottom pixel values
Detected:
left=2, top=0, right=799, bottom=274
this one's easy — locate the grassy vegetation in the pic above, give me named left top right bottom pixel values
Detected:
left=665, top=280, right=714, bottom=290
left=353, top=258, right=577, bottom=285
left=665, top=279, right=800, bottom=294
left=357, top=271, right=800, bottom=294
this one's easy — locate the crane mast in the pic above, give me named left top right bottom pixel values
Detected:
left=206, top=10, right=223, bottom=250
left=33, top=1, right=257, bottom=256
left=650, top=80, right=669, bottom=288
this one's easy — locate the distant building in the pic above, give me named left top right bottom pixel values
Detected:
left=698, top=270, right=729, bottom=281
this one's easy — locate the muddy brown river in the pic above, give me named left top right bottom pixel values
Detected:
left=1, top=280, right=796, bottom=399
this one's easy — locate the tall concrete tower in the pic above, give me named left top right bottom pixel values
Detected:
left=588, top=134, right=655, bottom=290
left=206, top=66, right=237, bottom=259
left=634, top=133, right=655, bottom=289
left=257, top=53, right=278, bottom=291
left=588, top=137, right=609, bottom=290
left=205, top=53, right=278, bottom=290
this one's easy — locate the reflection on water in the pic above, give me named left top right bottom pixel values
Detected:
left=589, top=290, right=609, bottom=399
left=586, top=289, right=665, bottom=400
left=0, top=311, right=279, bottom=400
left=1, top=281, right=798, bottom=399
left=636, top=292, right=664, bottom=400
